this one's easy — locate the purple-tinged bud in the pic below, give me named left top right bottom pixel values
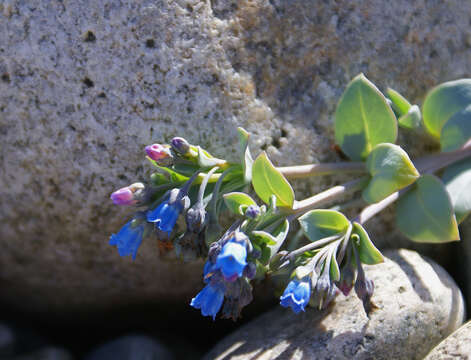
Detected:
left=110, top=183, right=145, bottom=205
left=186, top=204, right=207, bottom=233
left=243, top=262, right=257, bottom=279
left=245, top=205, right=261, bottom=219
left=171, top=137, right=190, bottom=154
left=355, top=274, right=376, bottom=316
left=145, top=144, right=172, bottom=163
left=337, top=265, right=356, bottom=297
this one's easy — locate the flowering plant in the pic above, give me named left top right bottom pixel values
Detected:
left=108, top=74, right=471, bottom=320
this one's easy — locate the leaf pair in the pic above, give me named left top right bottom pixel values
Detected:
left=298, top=209, right=384, bottom=265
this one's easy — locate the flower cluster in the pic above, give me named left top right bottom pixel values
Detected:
left=107, top=126, right=383, bottom=321
left=190, top=230, right=256, bottom=320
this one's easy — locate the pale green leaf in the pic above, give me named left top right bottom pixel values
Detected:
left=223, top=192, right=257, bottom=216
left=442, top=159, right=471, bottom=223
left=335, top=73, right=398, bottom=160
left=252, top=152, right=294, bottom=209
left=387, top=87, right=411, bottom=116
left=422, top=79, right=471, bottom=139
left=238, top=127, right=254, bottom=184
left=396, top=175, right=460, bottom=243
left=363, top=143, right=419, bottom=203
left=298, top=209, right=349, bottom=242
left=440, top=105, right=471, bottom=152
left=352, top=222, right=384, bottom=265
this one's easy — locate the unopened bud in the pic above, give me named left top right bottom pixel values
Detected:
left=110, top=183, right=145, bottom=205
left=186, top=204, right=207, bottom=233
left=245, top=204, right=261, bottom=219
left=171, top=137, right=190, bottom=154
left=338, top=265, right=356, bottom=296
left=354, top=276, right=374, bottom=302
left=145, top=144, right=172, bottom=164
left=243, top=262, right=257, bottom=279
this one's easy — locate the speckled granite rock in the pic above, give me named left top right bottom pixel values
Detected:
left=204, top=249, right=465, bottom=360
left=1, top=0, right=471, bottom=311
left=424, top=321, right=471, bottom=360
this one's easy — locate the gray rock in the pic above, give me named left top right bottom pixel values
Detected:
left=424, top=321, right=471, bottom=360
left=0, top=323, right=15, bottom=357
left=84, top=335, right=173, bottom=360
left=204, top=249, right=465, bottom=360
left=1, top=0, right=471, bottom=311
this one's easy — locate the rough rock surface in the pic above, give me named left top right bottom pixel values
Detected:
left=424, top=321, right=471, bottom=360
left=1, top=0, right=471, bottom=311
left=204, top=249, right=465, bottom=360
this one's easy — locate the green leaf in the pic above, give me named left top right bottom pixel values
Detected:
left=251, top=231, right=277, bottom=245
left=150, top=172, right=168, bottom=186
left=363, top=143, right=419, bottom=203
left=147, top=158, right=189, bottom=183
left=396, top=174, right=460, bottom=243
left=238, top=127, right=254, bottom=184
left=298, top=209, right=349, bottom=242
left=398, top=105, right=422, bottom=130
left=422, top=79, right=471, bottom=139
left=223, top=192, right=257, bottom=215
left=442, top=159, right=471, bottom=223
left=252, top=152, right=294, bottom=209
left=440, top=105, right=471, bottom=152
left=387, top=87, right=412, bottom=116
left=335, top=73, right=398, bottom=160
left=352, top=222, right=384, bottom=265
left=329, top=255, right=340, bottom=282
left=197, top=146, right=226, bottom=168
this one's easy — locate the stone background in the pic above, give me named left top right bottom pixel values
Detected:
left=1, top=0, right=471, bottom=357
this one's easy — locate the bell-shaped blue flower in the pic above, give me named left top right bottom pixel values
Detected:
left=280, top=277, right=311, bottom=314
left=109, top=220, right=145, bottom=260
left=215, top=240, right=247, bottom=280
left=146, top=201, right=182, bottom=236
left=190, top=283, right=225, bottom=320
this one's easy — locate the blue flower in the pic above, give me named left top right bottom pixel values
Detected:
left=280, top=277, right=311, bottom=314
left=146, top=200, right=183, bottom=236
left=109, top=220, right=145, bottom=260
left=215, top=240, right=247, bottom=281
left=190, top=283, right=225, bottom=320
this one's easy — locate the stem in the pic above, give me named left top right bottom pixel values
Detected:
left=292, top=176, right=370, bottom=216
left=278, top=162, right=365, bottom=179
left=197, top=167, right=219, bottom=203
left=354, top=142, right=471, bottom=225
left=285, top=234, right=342, bottom=261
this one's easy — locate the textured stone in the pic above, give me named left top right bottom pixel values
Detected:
left=1, top=0, right=471, bottom=311
left=424, top=321, right=471, bottom=360
left=204, top=249, right=465, bottom=360
left=84, top=335, right=173, bottom=360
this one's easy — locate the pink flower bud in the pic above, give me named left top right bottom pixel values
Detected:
left=145, top=144, right=170, bottom=161
left=110, top=183, right=145, bottom=205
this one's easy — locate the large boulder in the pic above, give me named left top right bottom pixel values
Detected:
left=204, top=249, right=465, bottom=360
left=1, top=0, right=470, bottom=312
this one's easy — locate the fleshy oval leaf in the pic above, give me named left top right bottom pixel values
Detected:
left=442, top=159, right=471, bottom=223
left=398, top=105, right=422, bottom=130
left=396, top=174, right=460, bottom=243
left=363, top=143, right=419, bottom=203
left=252, top=152, right=294, bottom=209
left=387, top=87, right=411, bottom=116
left=298, top=209, right=350, bottom=242
left=223, top=192, right=257, bottom=216
left=440, top=105, right=471, bottom=152
left=335, top=73, right=398, bottom=160
left=352, top=222, right=384, bottom=265
left=422, top=79, right=471, bottom=139
left=238, top=127, right=254, bottom=184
